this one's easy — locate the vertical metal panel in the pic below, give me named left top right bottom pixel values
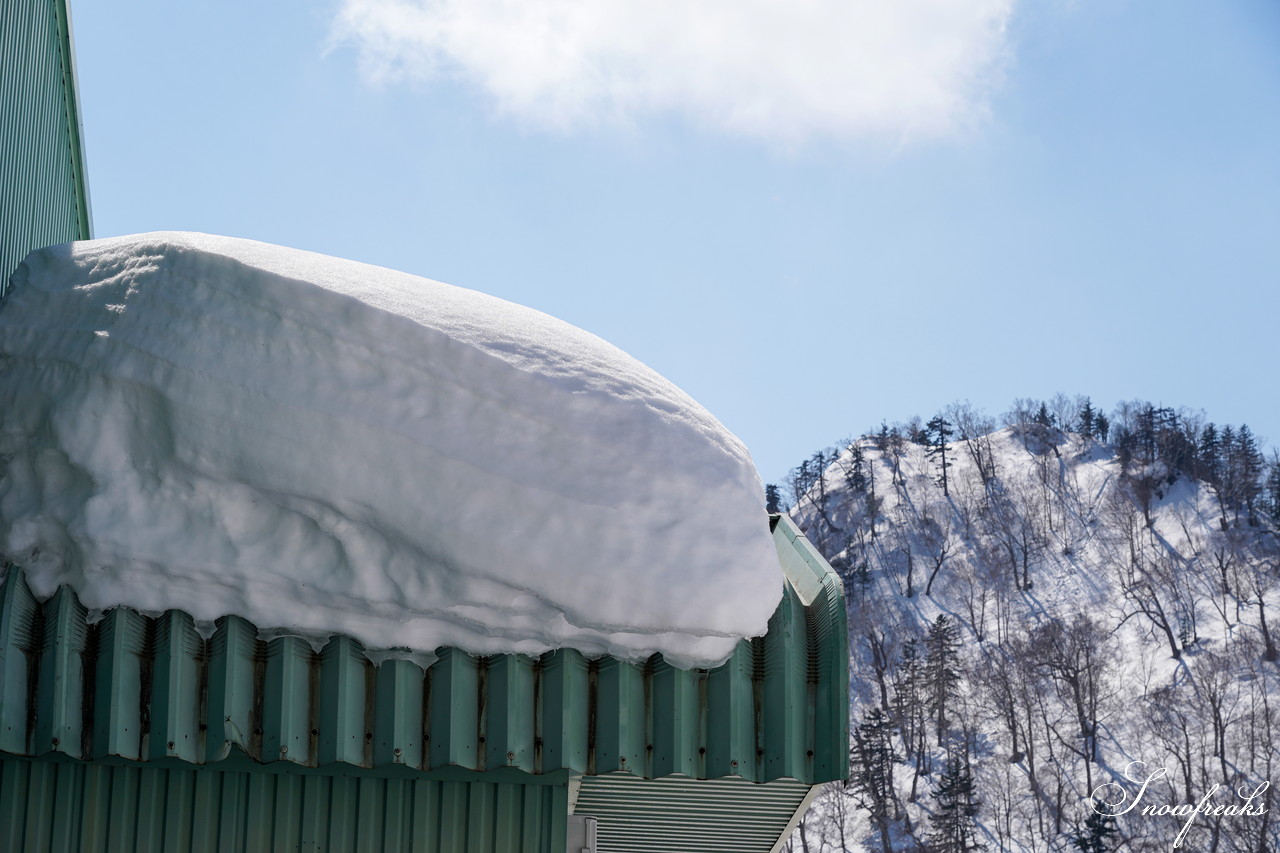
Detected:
left=374, top=658, right=424, bottom=768
left=206, top=614, right=257, bottom=763
left=162, top=761, right=196, bottom=851
left=595, top=659, right=644, bottom=775
left=0, top=566, right=39, bottom=753
left=106, top=764, right=139, bottom=853
left=79, top=764, right=111, bottom=851
left=23, top=759, right=56, bottom=851
left=809, top=573, right=849, bottom=783
left=328, top=774, right=358, bottom=850
left=319, top=635, right=370, bottom=767
left=439, top=781, right=470, bottom=853
left=492, top=782, right=523, bottom=853
left=272, top=772, right=303, bottom=850
left=760, top=585, right=810, bottom=783
left=50, top=758, right=84, bottom=851
left=92, top=607, right=145, bottom=761
left=261, top=636, right=313, bottom=766
left=467, top=781, right=496, bottom=850
left=150, top=610, right=204, bottom=763
left=299, top=774, right=330, bottom=850
left=705, top=643, right=754, bottom=780
left=1, top=0, right=91, bottom=296
left=0, top=759, right=27, bottom=849
left=135, top=766, right=168, bottom=850
left=485, top=655, right=534, bottom=772
left=192, top=769, right=222, bottom=853
left=430, top=648, right=479, bottom=770
left=357, top=775, right=387, bottom=851
left=540, top=649, right=587, bottom=774
left=650, top=659, right=700, bottom=778
left=244, top=772, right=274, bottom=853
left=34, top=586, right=86, bottom=757
left=412, top=776, right=441, bottom=853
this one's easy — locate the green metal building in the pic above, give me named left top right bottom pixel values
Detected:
left=1, top=3, right=849, bottom=849
left=0, top=516, right=847, bottom=852
left=1, top=0, right=92, bottom=296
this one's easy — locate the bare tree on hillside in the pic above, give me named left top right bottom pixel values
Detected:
left=947, top=401, right=999, bottom=487
left=1117, top=550, right=1186, bottom=659
left=921, top=509, right=957, bottom=597
left=982, top=481, right=1047, bottom=591
left=1028, top=615, right=1113, bottom=792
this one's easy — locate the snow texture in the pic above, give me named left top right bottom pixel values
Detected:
left=0, top=233, right=780, bottom=668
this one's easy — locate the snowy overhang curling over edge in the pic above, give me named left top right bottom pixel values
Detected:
left=0, top=232, right=782, bottom=669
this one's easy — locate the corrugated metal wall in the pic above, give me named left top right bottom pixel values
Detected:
left=0, top=551, right=846, bottom=785
left=0, top=756, right=568, bottom=853
left=0, top=519, right=847, bottom=851
left=1, top=0, right=92, bottom=297
left=573, top=773, right=813, bottom=853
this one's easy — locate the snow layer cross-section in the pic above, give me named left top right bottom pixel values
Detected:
left=0, top=233, right=780, bottom=668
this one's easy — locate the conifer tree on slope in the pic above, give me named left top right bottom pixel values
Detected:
left=929, top=750, right=984, bottom=853
left=926, top=415, right=954, bottom=497
left=1070, top=807, right=1117, bottom=853
left=765, top=483, right=782, bottom=514
left=926, top=615, right=962, bottom=744
left=850, top=706, right=901, bottom=853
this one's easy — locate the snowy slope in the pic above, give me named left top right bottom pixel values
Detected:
left=0, top=233, right=781, bottom=668
left=786, top=419, right=1279, bottom=853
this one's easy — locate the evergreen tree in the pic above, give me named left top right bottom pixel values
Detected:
left=845, top=443, right=869, bottom=494
left=893, top=637, right=931, bottom=803
left=1078, top=399, right=1096, bottom=439
left=875, top=422, right=891, bottom=453
left=1197, top=422, right=1221, bottom=486
left=850, top=706, right=900, bottom=852
left=1094, top=412, right=1110, bottom=444
left=1266, top=454, right=1280, bottom=525
left=1114, top=426, right=1135, bottom=475
left=1235, top=425, right=1264, bottom=523
left=1071, top=807, right=1118, bottom=853
left=765, top=483, right=782, bottom=514
left=925, top=615, right=962, bottom=742
left=929, top=751, right=984, bottom=852
left=1135, top=405, right=1158, bottom=468
left=926, top=415, right=955, bottom=497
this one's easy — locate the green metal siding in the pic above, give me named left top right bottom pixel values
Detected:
left=572, top=773, right=814, bottom=853
left=0, top=518, right=847, bottom=787
left=0, top=518, right=847, bottom=850
left=0, top=756, right=568, bottom=853
left=1, top=0, right=92, bottom=296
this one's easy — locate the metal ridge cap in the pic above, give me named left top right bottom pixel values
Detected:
left=770, top=513, right=840, bottom=607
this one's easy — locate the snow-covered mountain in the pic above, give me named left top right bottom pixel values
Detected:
left=782, top=401, right=1278, bottom=853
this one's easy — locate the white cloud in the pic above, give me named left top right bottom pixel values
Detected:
left=330, top=0, right=1015, bottom=144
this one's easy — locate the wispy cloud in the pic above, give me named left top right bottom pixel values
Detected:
left=331, top=0, right=1015, bottom=145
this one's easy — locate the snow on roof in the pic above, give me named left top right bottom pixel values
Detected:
left=0, top=233, right=781, bottom=668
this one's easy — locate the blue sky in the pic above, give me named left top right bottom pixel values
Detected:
left=70, top=0, right=1280, bottom=485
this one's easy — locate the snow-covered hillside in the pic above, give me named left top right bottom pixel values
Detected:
left=783, top=404, right=1278, bottom=852
left=0, top=233, right=781, bottom=668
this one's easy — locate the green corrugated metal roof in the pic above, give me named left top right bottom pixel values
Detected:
left=1, top=0, right=93, bottom=296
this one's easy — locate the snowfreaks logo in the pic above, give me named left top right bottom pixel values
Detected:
left=1088, top=761, right=1270, bottom=849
